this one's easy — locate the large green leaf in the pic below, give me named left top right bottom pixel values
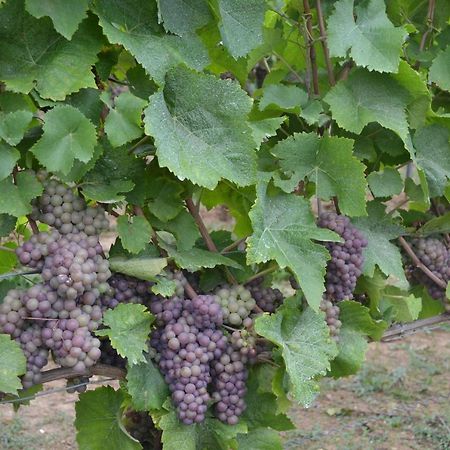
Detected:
left=236, top=429, right=283, bottom=450
left=31, top=105, right=97, bottom=175
left=0, top=171, right=42, bottom=217
left=96, top=304, right=153, bottom=365
left=126, top=354, right=169, bottom=411
left=144, top=66, right=256, bottom=189
left=75, top=387, right=141, bottom=450
left=414, top=124, right=450, bottom=197
left=327, top=0, right=407, bottom=73
left=147, top=177, right=184, bottom=222
left=25, top=0, right=88, bottom=39
left=429, top=45, right=450, bottom=92
left=259, top=84, right=308, bottom=112
left=0, top=2, right=103, bottom=100
left=367, top=167, right=403, bottom=198
left=272, top=133, right=367, bottom=216
left=93, top=0, right=208, bottom=84
left=212, top=0, right=267, bottom=59
left=103, top=92, right=147, bottom=147
left=255, top=300, right=338, bottom=406
left=0, top=334, right=26, bottom=395
left=324, top=69, right=411, bottom=151
left=352, top=202, right=407, bottom=283
left=247, top=182, right=339, bottom=311
left=109, top=256, right=168, bottom=281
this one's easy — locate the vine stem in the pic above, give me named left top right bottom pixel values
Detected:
left=127, top=135, right=151, bottom=155
left=244, top=265, right=278, bottom=285
left=220, top=237, right=247, bottom=254
left=185, top=198, right=237, bottom=285
left=39, top=363, right=126, bottom=384
left=0, top=245, right=16, bottom=253
left=418, top=0, right=436, bottom=52
left=303, top=0, right=320, bottom=96
left=398, top=236, right=447, bottom=289
left=381, top=313, right=450, bottom=341
left=315, top=0, right=335, bottom=86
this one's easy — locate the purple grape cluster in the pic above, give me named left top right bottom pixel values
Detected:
left=98, top=338, right=126, bottom=369
left=150, top=294, right=248, bottom=425
left=0, top=181, right=113, bottom=389
left=32, top=179, right=109, bottom=235
left=247, top=278, right=284, bottom=313
left=320, top=299, right=341, bottom=342
left=407, top=237, right=450, bottom=303
left=318, top=213, right=368, bottom=301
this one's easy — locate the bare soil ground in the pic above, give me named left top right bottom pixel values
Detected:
left=0, top=327, right=448, bottom=450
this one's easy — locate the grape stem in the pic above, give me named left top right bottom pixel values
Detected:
left=398, top=236, right=447, bottom=289
left=39, top=363, right=126, bottom=384
left=221, top=237, right=247, bottom=254
left=381, top=313, right=450, bottom=341
left=244, top=265, right=278, bottom=285
left=302, top=0, right=320, bottom=96
left=315, top=0, right=335, bottom=86
left=0, top=245, right=16, bottom=253
left=185, top=198, right=237, bottom=285
left=0, top=269, right=41, bottom=280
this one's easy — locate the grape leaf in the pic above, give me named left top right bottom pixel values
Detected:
left=0, top=334, right=26, bottom=395
left=247, top=181, right=339, bottom=311
left=212, top=0, right=267, bottom=59
left=429, top=45, right=450, bottom=92
left=259, top=84, right=308, bottom=112
left=330, top=301, right=388, bottom=377
left=0, top=2, right=103, bottom=100
left=147, top=177, right=185, bottom=222
left=0, top=171, right=42, bottom=217
left=158, top=410, right=247, bottom=450
left=327, top=0, right=407, bottom=73
left=352, top=202, right=407, bottom=283
left=103, top=92, right=147, bottom=147
left=0, top=214, right=16, bottom=237
left=126, top=354, right=169, bottom=411
left=157, top=0, right=212, bottom=36
left=414, top=124, right=450, bottom=197
left=0, top=110, right=33, bottom=145
left=249, top=116, right=286, bottom=147
left=159, top=241, right=242, bottom=271
left=417, top=212, right=450, bottom=236
left=75, top=387, right=141, bottom=450
left=272, top=133, right=367, bottom=216
left=243, top=367, right=294, bottom=431
left=96, top=304, right=153, bottom=365
left=324, top=69, right=411, bottom=150
left=380, top=288, right=422, bottom=322
left=236, top=429, right=283, bottom=450
left=367, top=167, right=403, bottom=197
left=144, top=65, right=256, bottom=189
left=31, top=105, right=97, bottom=175
left=0, top=143, right=20, bottom=181
left=93, top=0, right=208, bottom=84
left=25, top=0, right=88, bottom=40
left=255, top=299, right=338, bottom=406
left=0, top=243, right=17, bottom=274
left=117, top=215, right=152, bottom=254
left=109, top=256, right=168, bottom=281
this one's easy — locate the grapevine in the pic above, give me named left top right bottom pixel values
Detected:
left=0, top=0, right=449, bottom=448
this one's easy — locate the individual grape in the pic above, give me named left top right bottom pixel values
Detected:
left=66, top=376, right=89, bottom=394
left=215, top=285, right=256, bottom=326
left=320, top=298, right=341, bottom=341
left=318, top=212, right=368, bottom=301
left=247, top=278, right=284, bottom=313
left=407, top=237, right=450, bottom=302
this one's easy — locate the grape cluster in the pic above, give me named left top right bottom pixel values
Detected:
left=98, top=338, right=127, bottom=369
left=99, top=273, right=152, bottom=310
left=149, top=294, right=248, bottom=425
left=66, top=376, right=89, bottom=394
left=318, top=213, right=368, bottom=301
left=215, top=285, right=256, bottom=326
left=320, top=299, right=341, bottom=342
left=33, top=179, right=109, bottom=235
left=247, top=278, right=284, bottom=313
left=407, top=237, right=450, bottom=303
left=0, top=179, right=111, bottom=389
